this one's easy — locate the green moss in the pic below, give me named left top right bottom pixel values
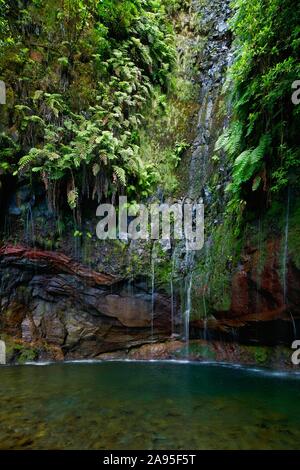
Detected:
left=190, top=343, right=216, bottom=359
left=175, top=342, right=216, bottom=360
left=17, top=347, right=38, bottom=364
left=0, top=335, right=38, bottom=364
left=244, top=345, right=271, bottom=365
left=193, top=218, right=243, bottom=316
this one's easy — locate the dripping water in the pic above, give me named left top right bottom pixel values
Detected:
left=183, top=249, right=195, bottom=354
left=184, top=271, right=193, bottom=354
left=24, top=204, right=35, bottom=244
left=180, top=0, right=231, bottom=349
left=290, top=312, right=297, bottom=340
left=283, top=187, right=290, bottom=306
left=202, top=298, right=208, bottom=341
left=256, top=217, right=263, bottom=310
left=127, top=278, right=134, bottom=298
left=282, top=188, right=296, bottom=339
left=170, top=249, right=177, bottom=337
left=151, top=242, right=158, bottom=341
left=202, top=241, right=211, bottom=341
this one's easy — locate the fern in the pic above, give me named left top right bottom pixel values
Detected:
left=230, top=149, right=254, bottom=192
left=230, top=134, right=271, bottom=194
left=18, top=150, right=39, bottom=171
left=215, top=122, right=243, bottom=157
left=67, top=188, right=78, bottom=210
left=113, top=165, right=126, bottom=186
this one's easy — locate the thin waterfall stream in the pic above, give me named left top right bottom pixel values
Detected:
left=184, top=271, right=193, bottom=353
left=170, top=250, right=176, bottom=337
left=283, top=187, right=290, bottom=306
left=151, top=242, right=158, bottom=341
left=282, top=188, right=297, bottom=339
left=0, top=0, right=300, bottom=454
left=178, top=0, right=232, bottom=348
left=183, top=249, right=195, bottom=353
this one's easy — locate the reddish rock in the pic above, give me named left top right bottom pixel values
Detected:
left=0, top=244, right=118, bottom=286
left=30, top=50, right=43, bottom=62
left=0, top=244, right=173, bottom=359
left=212, top=239, right=300, bottom=329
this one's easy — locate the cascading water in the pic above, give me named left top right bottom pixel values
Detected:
left=151, top=242, right=158, bottom=341
left=184, top=269, right=193, bottom=354
left=282, top=188, right=297, bottom=339
left=283, top=187, right=290, bottom=306
left=255, top=217, right=263, bottom=310
left=170, top=249, right=177, bottom=337
left=183, top=249, right=195, bottom=353
left=24, top=204, right=35, bottom=244
left=179, top=0, right=232, bottom=347
left=187, top=0, right=232, bottom=201
left=202, top=239, right=212, bottom=340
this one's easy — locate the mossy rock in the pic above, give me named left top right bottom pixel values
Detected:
left=175, top=342, right=216, bottom=360
left=244, top=345, right=271, bottom=365
left=1, top=336, right=38, bottom=364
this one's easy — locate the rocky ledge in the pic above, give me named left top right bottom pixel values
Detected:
left=1, top=235, right=300, bottom=365
left=0, top=244, right=172, bottom=362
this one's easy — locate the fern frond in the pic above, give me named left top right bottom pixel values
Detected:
left=230, top=133, right=272, bottom=193
left=67, top=188, right=78, bottom=210
left=112, top=165, right=126, bottom=186
left=18, top=150, right=38, bottom=172
left=215, top=122, right=243, bottom=157
left=225, top=122, right=243, bottom=156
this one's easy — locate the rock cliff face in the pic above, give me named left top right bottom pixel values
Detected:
left=0, top=0, right=299, bottom=363
left=184, top=0, right=300, bottom=344
left=191, top=237, right=300, bottom=344
left=0, top=245, right=172, bottom=360
left=188, top=0, right=232, bottom=198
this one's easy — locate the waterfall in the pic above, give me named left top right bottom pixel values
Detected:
left=290, top=313, right=297, bottom=340
left=184, top=271, right=193, bottom=354
left=255, top=217, right=263, bottom=312
left=151, top=242, right=158, bottom=341
left=170, top=250, right=176, bottom=337
left=202, top=296, right=208, bottom=341
left=179, top=0, right=231, bottom=349
left=281, top=188, right=296, bottom=339
left=183, top=249, right=195, bottom=353
left=202, top=241, right=211, bottom=340
left=283, top=187, right=290, bottom=306
left=24, top=204, right=35, bottom=244
left=187, top=1, right=232, bottom=200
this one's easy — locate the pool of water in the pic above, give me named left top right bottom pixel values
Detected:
left=0, top=361, right=300, bottom=449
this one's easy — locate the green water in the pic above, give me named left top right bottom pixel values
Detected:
left=0, top=361, right=300, bottom=450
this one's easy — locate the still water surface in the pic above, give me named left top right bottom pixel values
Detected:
left=0, top=361, right=300, bottom=449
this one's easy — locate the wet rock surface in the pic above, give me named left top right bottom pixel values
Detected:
left=0, top=0, right=299, bottom=362
left=0, top=245, right=172, bottom=360
left=191, top=238, right=300, bottom=343
left=188, top=0, right=232, bottom=198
